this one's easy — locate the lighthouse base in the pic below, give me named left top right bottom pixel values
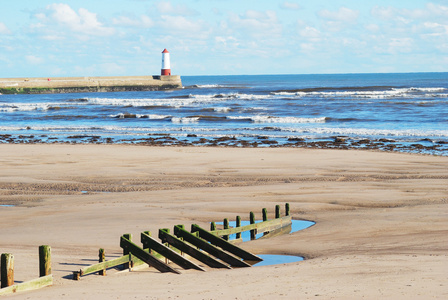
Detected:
left=161, top=69, right=171, bottom=76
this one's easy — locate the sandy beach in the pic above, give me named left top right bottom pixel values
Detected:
left=0, top=144, right=447, bottom=299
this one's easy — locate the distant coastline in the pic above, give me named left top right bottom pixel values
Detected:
left=0, top=75, right=182, bottom=94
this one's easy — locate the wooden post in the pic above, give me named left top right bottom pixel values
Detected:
left=39, top=245, right=51, bottom=277
left=141, top=231, right=152, bottom=254
left=285, top=203, right=290, bottom=216
left=72, top=271, right=80, bottom=281
left=236, top=216, right=241, bottom=240
left=122, top=233, right=132, bottom=270
left=250, top=211, right=256, bottom=240
left=1, top=253, right=14, bottom=288
left=210, top=222, right=216, bottom=231
left=223, top=218, right=229, bottom=241
left=262, top=208, right=268, bottom=221
left=275, top=205, right=281, bottom=219
left=98, top=248, right=106, bottom=276
left=262, top=208, right=268, bottom=236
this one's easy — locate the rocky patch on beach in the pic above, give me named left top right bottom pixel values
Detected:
left=0, top=133, right=447, bottom=155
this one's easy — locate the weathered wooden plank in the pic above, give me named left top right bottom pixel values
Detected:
left=1, top=253, right=14, bottom=288
left=174, top=225, right=251, bottom=268
left=191, top=224, right=262, bottom=261
left=256, top=216, right=292, bottom=234
left=76, top=249, right=169, bottom=279
left=79, top=254, right=131, bottom=277
left=0, top=275, right=52, bottom=296
left=257, top=223, right=293, bottom=240
left=120, top=235, right=180, bottom=274
left=210, top=215, right=292, bottom=236
left=141, top=232, right=205, bottom=271
left=159, top=229, right=231, bottom=269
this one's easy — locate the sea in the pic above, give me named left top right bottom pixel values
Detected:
left=1, top=73, right=447, bottom=155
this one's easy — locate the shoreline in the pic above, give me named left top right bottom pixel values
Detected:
left=1, top=144, right=447, bottom=299
left=1, top=133, right=447, bottom=156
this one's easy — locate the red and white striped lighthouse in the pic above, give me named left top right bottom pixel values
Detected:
left=161, top=49, right=171, bottom=76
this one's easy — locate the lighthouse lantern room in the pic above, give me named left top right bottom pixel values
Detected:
left=161, top=49, right=171, bottom=76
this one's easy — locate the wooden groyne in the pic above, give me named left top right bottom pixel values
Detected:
left=0, top=245, right=53, bottom=296
left=73, top=203, right=292, bottom=280
left=0, top=75, right=182, bottom=94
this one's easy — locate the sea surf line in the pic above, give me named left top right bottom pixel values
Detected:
left=1, top=73, right=447, bottom=155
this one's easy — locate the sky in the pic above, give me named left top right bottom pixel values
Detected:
left=0, top=0, right=448, bottom=77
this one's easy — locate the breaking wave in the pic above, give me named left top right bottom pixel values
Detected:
left=227, top=116, right=327, bottom=124
left=271, top=87, right=447, bottom=99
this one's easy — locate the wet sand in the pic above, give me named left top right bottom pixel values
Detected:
left=0, top=144, right=447, bottom=299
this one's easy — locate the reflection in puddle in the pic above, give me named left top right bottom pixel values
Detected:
left=0, top=204, right=15, bottom=207
left=251, top=254, right=303, bottom=267
left=215, top=220, right=315, bottom=242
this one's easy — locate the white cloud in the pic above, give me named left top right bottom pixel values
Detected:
left=372, top=3, right=448, bottom=22
left=156, top=2, right=197, bottom=16
left=317, top=6, right=359, bottom=32
left=365, top=24, right=380, bottom=32
left=113, top=15, right=154, bottom=28
left=25, top=55, right=44, bottom=65
left=425, top=3, right=448, bottom=17
left=280, top=2, right=301, bottom=11
left=299, top=26, right=321, bottom=42
left=44, top=3, right=115, bottom=37
left=159, top=15, right=204, bottom=33
left=318, top=7, right=359, bottom=23
left=0, top=22, right=11, bottom=34
left=214, top=36, right=239, bottom=49
left=388, top=37, right=414, bottom=53
left=371, top=6, right=397, bottom=20
left=423, top=22, right=448, bottom=36
left=228, top=10, right=282, bottom=38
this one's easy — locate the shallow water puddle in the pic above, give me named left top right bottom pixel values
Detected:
left=251, top=254, right=304, bottom=267
left=214, top=219, right=315, bottom=242
left=0, top=204, right=15, bottom=207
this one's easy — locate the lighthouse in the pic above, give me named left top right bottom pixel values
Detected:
left=161, top=49, right=171, bottom=76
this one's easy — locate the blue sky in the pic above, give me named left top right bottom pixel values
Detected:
left=0, top=0, right=447, bottom=77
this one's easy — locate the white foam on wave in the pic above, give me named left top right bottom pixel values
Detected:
left=193, top=84, right=223, bottom=88
left=227, top=116, right=327, bottom=124
left=88, top=96, right=231, bottom=108
left=213, top=107, right=231, bottom=112
left=272, top=87, right=448, bottom=99
left=410, top=87, right=446, bottom=92
left=0, top=103, right=52, bottom=112
left=190, top=93, right=271, bottom=101
left=110, top=113, right=170, bottom=119
left=171, top=117, right=200, bottom=123
left=276, top=126, right=448, bottom=138
left=272, top=91, right=307, bottom=97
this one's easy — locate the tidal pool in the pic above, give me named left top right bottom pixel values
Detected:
left=252, top=254, right=304, bottom=267
left=214, top=219, right=315, bottom=242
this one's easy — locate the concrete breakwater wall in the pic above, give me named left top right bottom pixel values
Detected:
left=0, top=75, right=182, bottom=94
